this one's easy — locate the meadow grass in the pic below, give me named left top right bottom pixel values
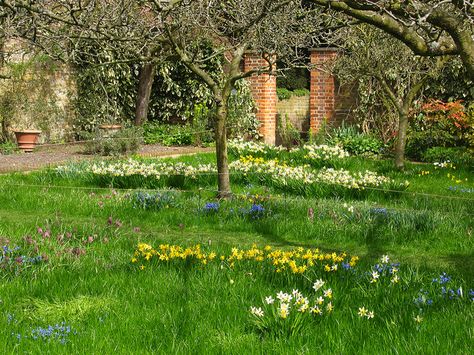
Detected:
left=0, top=152, right=473, bottom=353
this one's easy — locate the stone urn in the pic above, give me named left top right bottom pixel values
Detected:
left=99, top=124, right=122, bottom=138
left=14, top=130, right=42, bottom=153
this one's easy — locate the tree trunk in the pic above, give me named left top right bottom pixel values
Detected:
left=395, top=110, right=409, bottom=170
left=451, top=26, right=474, bottom=80
left=215, top=101, right=231, bottom=198
left=134, top=63, right=155, bottom=126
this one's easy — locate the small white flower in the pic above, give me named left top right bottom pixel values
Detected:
left=250, top=306, right=264, bottom=317
left=323, top=288, right=333, bottom=299
left=313, top=279, right=325, bottom=292
left=279, top=303, right=290, bottom=318
left=276, top=291, right=292, bottom=303
left=381, top=255, right=390, bottom=263
left=265, top=296, right=275, bottom=304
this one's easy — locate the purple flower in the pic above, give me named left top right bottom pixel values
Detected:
left=204, top=202, right=219, bottom=212
left=248, top=204, right=265, bottom=219
left=432, top=272, right=451, bottom=284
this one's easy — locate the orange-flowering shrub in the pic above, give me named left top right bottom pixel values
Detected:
left=421, top=100, right=469, bottom=129
left=407, top=100, right=473, bottom=159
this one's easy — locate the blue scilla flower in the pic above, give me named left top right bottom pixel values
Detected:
left=433, top=272, right=451, bottom=284
left=342, top=262, right=351, bottom=270
left=7, top=313, right=15, bottom=324
left=204, top=202, right=219, bottom=212
left=469, top=289, right=474, bottom=301
left=373, top=264, right=385, bottom=273
left=250, top=204, right=265, bottom=213
left=448, top=186, right=474, bottom=193
left=414, top=291, right=433, bottom=307
left=246, top=204, right=266, bottom=219
left=370, top=207, right=388, bottom=215
left=30, top=322, right=72, bottom=343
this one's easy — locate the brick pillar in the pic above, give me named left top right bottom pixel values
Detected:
left=243, top=52, right=276, bottom=145
left=310, top=48, right=338, bottom=133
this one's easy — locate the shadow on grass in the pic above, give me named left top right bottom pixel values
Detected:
left=443, top=252, right=474, bottom=281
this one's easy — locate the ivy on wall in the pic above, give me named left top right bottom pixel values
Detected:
left=0, top=55, right=73, bottom=143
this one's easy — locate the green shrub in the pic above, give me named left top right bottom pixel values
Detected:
left=227, top=80, right=260, bottom=140
left=327, top=125, right=385, bottom=156
left=143, top=122, right=193, bottom=146
left=276, top=67, right=309, bottom=91
left=406, top=100, right=473, bottom=160
left=144, top=79, right=259, bottom=146
left=143, top=80, right=259, bottom=146
left=190, top=103, right=215, bottom=146
left=276, top=88, right=292, bottom=101
left=276, top=88, right=310, bottom=101
left=422, top=146, right=474, bottom=167
left=292, top=88, right=310, bottom=97
left=83, top=126, right=143, bottom=156
left=0, top=141, right=19, bottom=155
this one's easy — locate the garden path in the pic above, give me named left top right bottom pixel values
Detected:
left=0, top=144, right=213, bottom=173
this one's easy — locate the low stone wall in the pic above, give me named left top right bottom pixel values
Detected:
left=276, top=94, right=310, bottom=140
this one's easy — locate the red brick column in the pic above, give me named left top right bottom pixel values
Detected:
left=310, top=48, right=338, bottom=133
left=243, top=52, right=276, bottom=145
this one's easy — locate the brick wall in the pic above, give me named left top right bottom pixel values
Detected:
left=242, top=49, right=355, bottom=144
left=309, top=48, right=338, bottom=133
left=243, top=52, right=276, bottom=145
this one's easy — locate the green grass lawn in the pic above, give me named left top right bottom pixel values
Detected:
left=0, top=152, right=473, bottom=353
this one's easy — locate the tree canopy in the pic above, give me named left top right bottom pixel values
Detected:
left=309, top=0, right=474, bottom=78
left=0, top=0, right=324, bottom=196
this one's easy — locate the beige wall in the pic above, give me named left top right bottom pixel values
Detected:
left=277, top=94, right=310, bottom=133
left=0, top=40, right=76, bottom=143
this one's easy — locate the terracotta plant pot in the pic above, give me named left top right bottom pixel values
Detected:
left=99, top=124, right=122, bottom=138
left=14, top=130, right=41, bottom=153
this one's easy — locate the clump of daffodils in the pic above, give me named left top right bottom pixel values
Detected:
left=228, top=139, right=350, bottom=163
left=368, top=254, right=401, bottom=285
left=433, top=160, right=455, bottom=169
left=87, top=159, right=216, bottom=179
left=132, top=243, right=358, bottom=277
left=132, top=243, right=217, bottom=266
left=58, top=153, right=405, bottom=193
left=302, top=144, right=349, bottom=161
left=249, top=282, right=334, bottom=336
left=228, top=138, right=288, bottom=157
left=229, top=156, right=395, bottom=190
